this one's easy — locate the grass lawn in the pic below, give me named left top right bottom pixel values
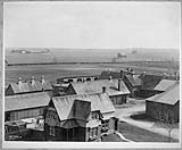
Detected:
left=118, top=121, right=178, bottom=142
left=101, top=133, right=126, bottom=142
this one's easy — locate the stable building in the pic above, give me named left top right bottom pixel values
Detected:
left=146, top=83, right=179, bottom=123
left=5, top=76, right=52, bottom=96
left=5, top=92, right=51, bottom=140
left=44, top=93, right=117, bottom=141
left=65, top=79, right=130, bottom=105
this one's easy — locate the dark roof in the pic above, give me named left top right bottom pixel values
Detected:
left=140, top=74, right=163, bottom=90
left=125, top=75, right=142, bottom=86
left=52, top=93, right=115, bottom=121
left=154, top=79, right=178, bottom=91
left=6, top=79, right=52, bottom=94
left=69, top=79, right=130, bottom=96
left=5, top=92, right=50, bottom=111
left=147, top=83, right=179, bottom=105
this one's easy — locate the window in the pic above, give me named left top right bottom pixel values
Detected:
left=91, top=112, right=99, bottom=119
left=50, top=126, right=56, bottom=136
left=90, top=127, right=98, bottom=139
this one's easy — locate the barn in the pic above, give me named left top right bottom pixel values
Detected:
left=5, top=92, right=51, bottom=140
left=5, top=76, right=52, bottom=96
left=146, top=83, right=179, bottom=123
left=65, top=79, right=130, bottom=105
left=44, top=93, right=117, bottom=141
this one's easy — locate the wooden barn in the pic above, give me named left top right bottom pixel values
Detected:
left=5, top=76, right=52, bottom=96
left=5, top=92, right=50, bottom=140
left=65, top=79, right=130, bottom=105
left=44, top=93, right=117, bottom=141
left=146, top=83, right=179, bottom=123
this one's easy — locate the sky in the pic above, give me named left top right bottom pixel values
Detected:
left=4, top=2, right=181, bottom=49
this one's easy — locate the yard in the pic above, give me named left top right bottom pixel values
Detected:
left=118, top=121, right=178, bottom=142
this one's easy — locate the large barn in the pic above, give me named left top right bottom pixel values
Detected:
left=44, top=93, right=117, bottom=141
left=146, top=83, right=179, bottom=123
left=65, top=79, right=130, bottom=105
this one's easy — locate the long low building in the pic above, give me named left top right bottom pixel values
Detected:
left=65, top=79, right=130, bottom=105
left=146, top=82, right=179, bottom=123
left=44, top=93, right=117, bottom=141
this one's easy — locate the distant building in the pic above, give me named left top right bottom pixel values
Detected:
left=44, top=93, right=117, bottom=141
left=57, top=75, right=100, bottom=84
left=146, top=83, right=179, bottom=123
left=65, top=79, right=130, bottom=105
left=5, top=76, right=52, bottom=96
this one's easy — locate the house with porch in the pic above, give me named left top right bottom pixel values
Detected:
left=44, top=93, right=117, bottom=141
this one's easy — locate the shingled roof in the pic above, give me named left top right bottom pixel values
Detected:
left=68, top=79, right=130, bottom=96
left=147, top=83, right=179, bottom=105
left=51, top=93, right=115, bottom=121
left=5, top=92, right=50, bottom=112
left=154, top=79, right=177, bottom=91
left=6, top=77, right=52, bottom=95
left=140, top=74, right=163, bottom=90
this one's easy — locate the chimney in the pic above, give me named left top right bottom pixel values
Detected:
left=102, top=86, right=106, bottom=93
left=120, top=70, right=124, bottom=79
left=41, top=75, right=45, bottom=84
left=17, top=77, right=22, bottom=85
left=31, top=76, right=35, bottom=85
left=118, top=78, right=121, bottom=91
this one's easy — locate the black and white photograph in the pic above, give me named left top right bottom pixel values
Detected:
left=1, top=0, right=181, bottom=149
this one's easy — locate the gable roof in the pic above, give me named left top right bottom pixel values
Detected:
left=154, top=79, right=177, bottom=91
left=125, top=75, right=142, bottom=87
left=69, top=79, right=130, bottom=96
left=147, top=83, right=179, bottom=105
left=52, top=93, right=115, bottom=121
left=140, top=74, right=163, bottom=90
left=6, top=79, right=52, bottom=94
left=5, top=92, right=50, bottom=112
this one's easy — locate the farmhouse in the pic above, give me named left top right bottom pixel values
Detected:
left=5, top=76, right=52, bottom=96
left=146, top=83, right=179, bottom=123
left=44, top=93, right=117, bottom=141
left=65, top=79, right=130, bottom=105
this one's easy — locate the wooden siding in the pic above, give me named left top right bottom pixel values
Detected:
left=6, top=107, right=45, bottom=121
left=146, top=101, right=179, bottom=123
left=110, top=95, right=127, bottom=105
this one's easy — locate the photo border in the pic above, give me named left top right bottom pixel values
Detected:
left=0, top=0, right=181, bottom=149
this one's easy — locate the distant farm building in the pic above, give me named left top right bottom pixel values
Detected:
left=146, top=83, right=179, bottom=123
left=65, top=79, right=130, bottom=105
left=44, top=93, right=117, bottom=141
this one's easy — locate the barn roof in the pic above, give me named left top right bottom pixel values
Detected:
left=5, top=92, right=50, bottom=111
left=140, top=74, right=163, bottom=90
left=125, top=75, right=142, bottom=87
left=69, top=79, right=130, bottom=96
left=154, top=79, right=177, bottom=91
left=6, top=79, right=52, bottom=94
left=147, top=83, right=179, bottom=105
left=52, top=93, right=115, bottom=121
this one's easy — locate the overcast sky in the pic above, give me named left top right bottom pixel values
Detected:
left=4, top=2, right=181, bottom=49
